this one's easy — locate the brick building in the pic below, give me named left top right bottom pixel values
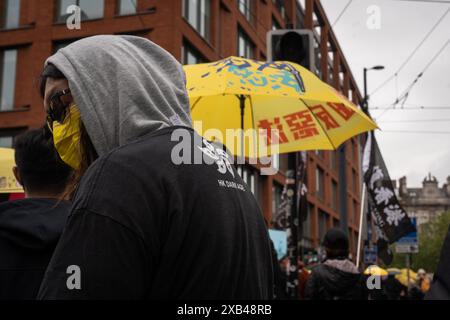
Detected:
left=0, top=0, right=365, bottom=259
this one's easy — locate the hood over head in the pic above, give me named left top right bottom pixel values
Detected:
left=45, top=35, right=192, bottom=156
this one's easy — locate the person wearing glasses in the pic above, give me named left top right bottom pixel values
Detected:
left=0, top=128, right=72, bottom=299
left=37, top=35, right=273, bottom=300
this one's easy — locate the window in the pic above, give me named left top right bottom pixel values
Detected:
left=181, top=41, right=205, bottom=65
left=272, top=17, right=281, bottom=30
left=331, top=180, right=338, bottom=210
left=272, top=0, right=285, bottom=19
left=330, top=150, right=338, bottom=171
left=56, top=0, right=104, bottom=23
left=0, top=136, right=13, bottom=147
left=353, top=200, right=359, bottom=223
left=117, top=0, right=136, bottom=15
left=352, top=169, right=358, bottom=193
left=272, top=183, right=283, bottom=220
left=0, top=0, right=20, bottom=29
left=333, top=218, right=339, bottom=228
left=0, top=49, right=18, bottom=111
left=238, top=0, right=252, bottom=23
left=318, top=210, right=327, bottom=242
left=315, top=167, right=324, bottom=200
left=182, top=0, right=210, bottom=41
left=237, top=28, right=254, bottom=59
left=53, top=40, right=76, bottom=53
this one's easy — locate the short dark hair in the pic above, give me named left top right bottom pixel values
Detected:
left=322, top=228, right=349, bottom=259
left=14, top=127, right=72, bottom=195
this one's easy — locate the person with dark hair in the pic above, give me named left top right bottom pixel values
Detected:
left=0, top=128, right=72, bottom=300
left=304, top=228, right=368, bottom=300
left=37, top=35, right=273, bottom=299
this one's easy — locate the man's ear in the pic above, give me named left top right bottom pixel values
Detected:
left=13, top=166, right=23, bottom=186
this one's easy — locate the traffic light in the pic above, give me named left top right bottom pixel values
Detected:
left=267, top=29, right=315, bottom=72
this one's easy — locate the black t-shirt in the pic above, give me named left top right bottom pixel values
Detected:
left=38, top=126, right=273, bottom=299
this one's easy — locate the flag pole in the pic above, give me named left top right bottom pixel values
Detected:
left=356, top=183, right=367, bottom=269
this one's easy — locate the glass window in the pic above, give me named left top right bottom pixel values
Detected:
left=0, top=136, right=13, bottom=147
left=352, top=169, right=358, bottom=193
left=57, top=0, right=104, bottom=23
left=53, top=40, right=76, bottom=53
left=117, top=0, right=136, bottom=15
left=182, top=0, right=210, bottom=41
left=1, top=0, right=20, bottom=29
left=330, top=150, right=338, bottom=171
left=238, top=0, right=252, bottom=23
left=315, top=167, right=324, bottom=201
left=0, top=49, right=18, bottom=111
left=331, top=180, right=338, bottom=210
left=272, top=0, right=285, bottom=19
left=182, top=41, right=205, bottom=65
left=272, top=183, right=283, bottom=220
left=318, top=210, right=327, bottom=242
left=237, top=28, right=254, bottom=59
left=272, top=17, right=281, bottom=30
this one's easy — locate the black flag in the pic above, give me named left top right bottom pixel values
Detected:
left=362, top=132, right=415, bottom=264
left=273, top=151, right=307, bottom=299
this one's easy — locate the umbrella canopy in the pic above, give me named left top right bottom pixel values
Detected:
left=387, top=267, right=402, bottom=275
left=0, top=148, right=23, bottom=194
left=184, top=56, right=377, bottom=158
left=364, top=265, right=388, bottom=276
left=396, top=268, right=418, bottom=287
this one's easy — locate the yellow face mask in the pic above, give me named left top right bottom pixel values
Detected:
left=52, top=105, right=82, bottom=170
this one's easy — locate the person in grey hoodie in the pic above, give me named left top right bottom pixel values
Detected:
left=37, top=35, right=273, bottom=300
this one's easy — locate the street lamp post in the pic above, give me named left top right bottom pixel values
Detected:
left=362, top=65, right=385, bottom=113
left=356, top=65, right=385, bottom=269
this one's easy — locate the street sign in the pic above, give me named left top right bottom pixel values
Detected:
left=395, top=218, right=418, bottom=253
left=269, top=229, right=287, bottom=260
left=364, top=245, right=378, bottom=265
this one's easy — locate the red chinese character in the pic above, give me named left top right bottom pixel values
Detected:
left=258, top=117, right=289, bottom=144
left=327, top=102, right=355, bottom=120
left=284, top=110, right=319, bottom=140
left=311, top=104, right=340, bottom=130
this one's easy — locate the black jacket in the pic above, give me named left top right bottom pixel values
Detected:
left=0, top=198, right=70, bottom=300
left=305, top=260, right=368, bottom=300
left=426, top=224, right=450, bottom=300
left=38, top=126, right=273, bottom=300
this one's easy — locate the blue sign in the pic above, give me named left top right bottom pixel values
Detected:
left=269, top=229, right=287, bottom=260
left=397, top=218, right=418, bottom=244
left=364, top=245, right=378, bottom=265
left=395, top=218, right=418, bottom=253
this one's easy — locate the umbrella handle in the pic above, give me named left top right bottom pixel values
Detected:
left=239, top=95, right=246, bottom=166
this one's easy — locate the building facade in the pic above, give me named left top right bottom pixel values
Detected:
left=397, top=174, right=450, bottom=226
left=0, top=0, right=365, bottom=259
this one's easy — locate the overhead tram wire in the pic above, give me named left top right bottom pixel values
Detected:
left=379, top=118, right=450, bottom=123
left=370, top=6, right=450, bottom=97
left=373, top=40, right=450, bottom=121
left=382, top=130, right=450, bottom=134
left=332, top=0, right=353, bottom=27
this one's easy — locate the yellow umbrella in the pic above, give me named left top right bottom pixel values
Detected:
left=0, top=148, right=23, bottom=193
left=364, top=265, right=388, bottom=276
left=396, top=268, right=417, bottom=287
left=184, top=56, right=377, bottom=158
left=387, top=268, right=402, bottom=275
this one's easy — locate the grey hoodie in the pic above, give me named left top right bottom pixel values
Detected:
left=45, top=35, right=192, bottom=156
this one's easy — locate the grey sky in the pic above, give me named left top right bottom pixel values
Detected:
left=321, top=0, right=450, bottom=188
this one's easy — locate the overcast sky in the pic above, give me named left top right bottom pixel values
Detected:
left=320, top=0, right=450, bottom=188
